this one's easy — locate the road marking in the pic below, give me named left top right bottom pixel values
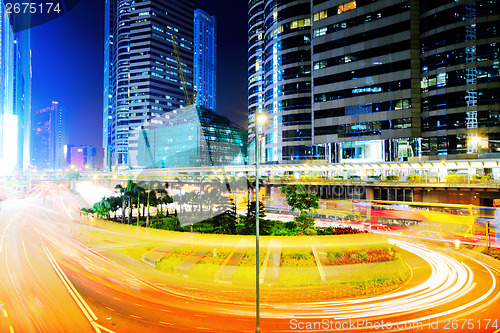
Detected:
left=91, top=322, right=116, bottom=333
left=128, top=314, right=142, bottom=319
left=42, top=245, right=116, bottom=333
left=158, top=321, right=174, bottom=326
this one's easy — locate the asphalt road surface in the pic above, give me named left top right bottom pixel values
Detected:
left=0, top=182, right=499, bottom=332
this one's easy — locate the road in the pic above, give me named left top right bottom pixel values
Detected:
left=0, top=182, right=499, bottom=332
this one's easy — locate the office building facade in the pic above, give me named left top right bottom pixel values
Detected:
left=312, top=0, right=422, bottom=163
left=103, top=0, right=194, bottom=169
left=312, top=0, right=500, bottom=163
left=131, top=105, right=247, bottom=168
left=420, top=1, right=500, bottom=159
left=248, top=0, right=326, bottom=165
left=31, top=102, right=68, bottom=170
left=70, top=145, right=97, bottom=170
left=194, top=9, right=217, bottom=111
left=0, top=1, right=31, bottom=175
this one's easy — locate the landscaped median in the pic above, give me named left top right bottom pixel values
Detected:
left=72, top=218, right=411, bottom=299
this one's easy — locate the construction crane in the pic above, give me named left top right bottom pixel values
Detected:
left=171, top=34, right=196, bottom=106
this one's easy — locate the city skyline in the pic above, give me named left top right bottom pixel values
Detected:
left=30, top=0, right=248, bottom=169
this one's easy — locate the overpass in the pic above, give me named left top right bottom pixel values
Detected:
left=28, top=158, right=500, bottom=206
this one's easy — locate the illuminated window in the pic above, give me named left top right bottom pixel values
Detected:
left=313, top=10, right=328, bottom=22
left=290, top=18, right=311, bottom=29
left=313, top=27, right=327, bottom=38
left=273, top=11, right=278, bottom=21
left=314, top=60, right=327, bottom=70
left=338, top=0, right=356, bottom=14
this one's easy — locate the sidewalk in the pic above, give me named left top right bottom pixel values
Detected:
left=458, top=247, right=500, bottom=272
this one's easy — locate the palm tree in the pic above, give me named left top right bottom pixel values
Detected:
left=107, top=196, right=122, bottom=220
left=115, top=184, right=126, bottom=223
left=135, top=184, right=145, bottom=224
left=123, top=190, right=135, bottom=224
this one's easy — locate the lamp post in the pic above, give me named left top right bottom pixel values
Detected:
left=255, top=114, right=266, bottom=333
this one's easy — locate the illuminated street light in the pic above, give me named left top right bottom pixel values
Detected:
left=255, top=113, right=267, bottom=333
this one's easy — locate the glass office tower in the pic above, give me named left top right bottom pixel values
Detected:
left=31, top=102, right=68, bottom=170
left=0, top=1, right=31, bottom=175
left=194, top=9, right=217, bottom=111
left=420, top=1, right=500, bottom=159
left=248, top=0, right=325, bottom=165
left=312, top=0, right=421, bottom=163
left=311, top=0, right=499, bottom=162
left=103, top=0, right=194, bottom=169
left=134, top=105, right=247, bottom=168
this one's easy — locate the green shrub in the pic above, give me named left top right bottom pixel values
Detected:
left=445, top=174, right=463, bottom=182
left=406, top=174, right=421, bottom=182
left=386, top=175, right=400, bottom=181
left=150, top=217, right=181, bottom=231
left=156, top=255, right=184, bottom=273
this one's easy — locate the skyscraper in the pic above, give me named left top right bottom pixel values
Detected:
left=311, top=0, right=500, bottom=162
left=103, top=0, right=194, bottom=169
left=70, top=146, right=97, bottom=170
left=248, top=0, right=325, bottom=165
left=31, top=102, right=68, bottom=170
left=419, top=1, right=500, bottom=159
left=312, top=0, right=421, bottom=163
left=194, top=9, right=217, bottom=111
left=250, top=0, right=500, bottom=164
left=0, top=0, right=31, bottom=175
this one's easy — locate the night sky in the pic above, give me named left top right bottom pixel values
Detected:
left=30, top=0, right=248, bottom=167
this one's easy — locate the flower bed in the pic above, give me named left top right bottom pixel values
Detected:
left=280, top=247, right=316, bottom=267
left=325, top=247, right=400, bottom=265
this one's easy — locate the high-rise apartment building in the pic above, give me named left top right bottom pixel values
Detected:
left=0, top=1, right=31, bottom=175
left=248, top=0, right=325, bottom=165
left=103, top=0, right=194, bottom=169
left=194, top=9, right=217, bottom=111
left=31, top=102, right=68, bottom=170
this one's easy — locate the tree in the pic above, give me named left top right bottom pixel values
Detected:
left=123, top=190, right=135, bottom=224
left=212, top=196, right=237, bottom=234
left=246, top=177, right=264, bottom=218
left=134, top=184, right=145, bottom=224
left=294, top=211, right=315, bottom=231
left=115, top=184, right=126, bottom=223
left=240, top=200, right=270, bottom=235
left=281, top=185, right=319, bottom=231
left=156, top=187, right=173, bottom=215
left=107, top=196, right=122, bottom=220
left=93, top=198, right=111, bottom=218
left=247, top=200, right=265, bottom=221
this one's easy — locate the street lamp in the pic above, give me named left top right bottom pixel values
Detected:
left=255, top=113, right=266, bottom=333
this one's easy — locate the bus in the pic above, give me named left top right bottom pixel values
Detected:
left=353, top=200, right=476, bottom=239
